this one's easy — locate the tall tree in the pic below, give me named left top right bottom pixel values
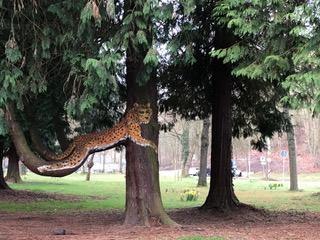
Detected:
left=198, top=117, right=210, bottom=187
left=160, top=0, right=288, bottom=210
left=180, top=124, right=190, bottom=177
left=284, top=109, right=298, bottom=191
left=123, top=0, right=176, bottom=225
left=202, top=31, right=239, bottom=208
left=212, top=0, right=320, bottom=190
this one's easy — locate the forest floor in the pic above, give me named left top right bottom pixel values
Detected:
left=1, top=190, right=320, bottom=240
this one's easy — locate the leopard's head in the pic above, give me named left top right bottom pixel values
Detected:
left=130, top=103, right=152, bottom=124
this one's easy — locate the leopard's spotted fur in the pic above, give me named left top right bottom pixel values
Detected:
left=38, top=103, right=157, bottom=173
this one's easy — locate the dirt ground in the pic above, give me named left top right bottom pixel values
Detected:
left=1, top=190, right=320, bottom=240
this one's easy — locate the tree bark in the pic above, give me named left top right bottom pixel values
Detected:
left=284, top=108, right=298, bottom=191
left=124, top=49, right=176, bottom=226
left=201, top=53, right=239, bottom=210
left=198, top=117, right=211, bottom=187
left=0, top=139, right=10, bottom=190
left=5, top=145, right=22, bottom=183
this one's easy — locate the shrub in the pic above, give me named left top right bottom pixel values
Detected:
left=180, top=189, right=199, bottom=201
left=267, top=183, right=284, bottom=190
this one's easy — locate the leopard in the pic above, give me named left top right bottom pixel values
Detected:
left=37, top=103, right=157, bottom=174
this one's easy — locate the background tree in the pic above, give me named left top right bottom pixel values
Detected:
left=198, top=117, right=211, bottom=187
left=86, top=153, right=94, bottom=181
left=160, top=0, right=288, bottom=209
left=212, top=0, right=320, bottom=191
left=284, top=109, right=298, bottom=190
left=5, top=144, right=22, bottom=183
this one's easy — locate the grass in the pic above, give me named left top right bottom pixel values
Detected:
left=1, top=172, right=320, bottom=213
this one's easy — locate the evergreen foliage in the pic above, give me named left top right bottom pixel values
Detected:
left=159, top=0, right=288, bottom=149
left=213, top=0, right=320, bottom=114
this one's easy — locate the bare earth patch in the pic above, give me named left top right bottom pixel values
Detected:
left=1, top=193, right=320, bottom=240
left=0, top=190, right=107, bottom=202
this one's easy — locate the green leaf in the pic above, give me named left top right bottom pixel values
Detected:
left=136, top=18, right=147, bottom=29
left=123, top=13, right=133, bottom=25
left=180, top=0, right=196, bottom=16
left=106, top=0, right=115, bottom=19
left=143, top=1, right=151, bottom=15
left=5, top=48, right=22, bottom=63
left=85, top=58, right=99, bottom=71
left=136, top=30, right=148, bottom=45
left=143, top=48, right=159, bottom=66
left=80, top=2, right=93, bottom=24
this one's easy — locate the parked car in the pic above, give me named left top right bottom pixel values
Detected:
left=231, top=160, right=242, bottom=177
left=206, top=168, right=211, bottom=176
left=188, top=167, right=199, bottom=176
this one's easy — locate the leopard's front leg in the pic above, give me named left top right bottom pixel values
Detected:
left=128, top=125, right=158, bottom=153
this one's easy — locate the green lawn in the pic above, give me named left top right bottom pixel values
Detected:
left=1, top=172, right=320, bottom=213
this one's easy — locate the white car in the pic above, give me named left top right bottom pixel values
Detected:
left=188, top=167, right=199, bottom=176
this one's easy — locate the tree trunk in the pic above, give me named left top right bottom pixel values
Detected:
left=86, top=154, right=95, bottom=181
left=201, top=52, right=239, bottom=210
left=284, top=108, right=298, bottom=191
left=4, top=103, right=82, bottom=177
left=124, top=50, right=176, bottom=226
left=19, top=163, right=27, bottom=175
left=5, top=145, right=22, bottom=183
left=0, top=139, right=10, bottom=190
left=102, top=151, right=106, bottom=173
left=53, top=115, right=70, bottom=151
left=181, top=125, right=190, bottom=177
left=119, top=149, right=123, bottom=173
left=198, top=117, right=211, bottom=187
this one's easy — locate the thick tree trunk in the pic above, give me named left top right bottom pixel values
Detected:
left=198, top=117, right=211, bottom=187
left=201, top=57, right=239, bottom=210
left=124, top=52, right=176, bottom=226
left=0, top=140, right=10, bottom=190
left=5, top=145, right=22, bottom=183
left=284, top=108, right=298, bottom=191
